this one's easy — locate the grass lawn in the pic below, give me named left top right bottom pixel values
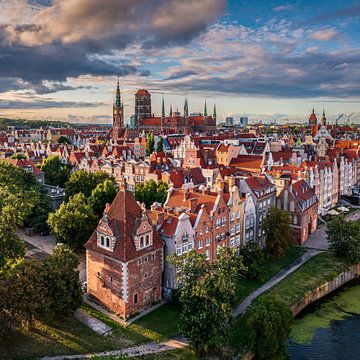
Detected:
left=0, top=303, right=181, bottom=360
left=266, top=252, right=348, bottom=306
left=0, top=316, right=139, bottom=360
left=234, top=245, right=305, bottom=304
left=131, top=303, right=181, bottom=340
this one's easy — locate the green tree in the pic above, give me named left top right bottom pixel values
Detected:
left=0, top=162, right=38, bottom=271
left=47, top=192, right=98, bottom=250
left=146, top=132, right=155, bottom=156
left=156, top=137, right=164, bottom=152
left=65, top=170, right=109, bottom=199
left=58, top=136, right=71, bottom=144
left=0, top=245, right=81, bottom=332
left=246, top=295, right=293, bottom=360
left=41, top=155, right=70, bottom=187
left=10, top=153, right=26, bottom=159
left=42, top=245, right=82, bottom=316
left=264, top=206, right=291, bottom=258
left=327, top=216, right=360, bottom=263
left=88, top=178, right=118, bottom=217
left=242, top=242, right=268, bottom=281
left=134, top=180, right=168, bottom=209
left=169, top=248, right=245, bottom=356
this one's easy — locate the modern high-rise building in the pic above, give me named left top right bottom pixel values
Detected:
left=240, top=117, right=249, bottom=127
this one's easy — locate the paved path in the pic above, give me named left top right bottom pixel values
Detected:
left=232, top=248, right=322, bottom=317
left=18, top=229, right=87, bottom=283
left=75, top=309, right=113, bottom=336
left=40, top=338, right=188, bottom=360
left=304, top=208, right=360, bottom=251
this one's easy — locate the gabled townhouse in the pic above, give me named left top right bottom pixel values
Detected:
left=216, top=144, right=241, bottom=166
left=158, top=211, right=195, bottom=293
left=85, top=190, right=163, bottom=320
left=277, top=179, right=318, bottom=245
left=226, top=183, right=244, bottom=253
left=240, top=175, right=276, bottom=246
left=164, top=187, right=229, bottom=262
left=242, top=193, right=257, bottom=247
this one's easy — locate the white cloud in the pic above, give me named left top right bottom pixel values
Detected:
left=310, top=28, right=338, bottom=41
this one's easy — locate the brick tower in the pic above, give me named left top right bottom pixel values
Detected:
left=113, top=79, right=124, bottom=142
left=135, top=89, right=151, bottom=126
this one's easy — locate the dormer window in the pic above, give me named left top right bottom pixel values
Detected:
left=182, top=232, right=189, bottom=242
left=98, top=232, right=113, bottom=251
left=138, top=232, right=152, bottom=250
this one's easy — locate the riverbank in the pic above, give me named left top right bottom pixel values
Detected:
left=288, top=284, right=360, bottom=360
left=229, top=252, right=351, bottom=356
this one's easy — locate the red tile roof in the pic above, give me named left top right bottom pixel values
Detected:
left=85, top=190, right=163, bottom=261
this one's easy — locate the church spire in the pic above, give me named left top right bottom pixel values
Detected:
left=321, top=108, right=326, bottom=126
left=161, top=96, right=165, bottom=119
left=184, top=97, right=189, bottom=117
left=204, top=100, right=207, bottom=117
left=115, top=78, right=121, bottom=108
left=170, top=104, right=173, bottom=117
left=213, top=103, right=216, bottom=119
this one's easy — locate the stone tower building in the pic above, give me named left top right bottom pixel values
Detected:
left=135, top=89, right=151, bottom=126
left=113, top=80, right=124, bottom=142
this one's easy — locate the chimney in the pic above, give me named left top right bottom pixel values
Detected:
left=104, top=203, right=111, bottom=213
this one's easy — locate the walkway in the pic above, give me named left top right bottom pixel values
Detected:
left=40, top=338, right=188, bottom=360
left=232, top=248, right=322, bottom=317
left=304, top=208, right=360, bottom=251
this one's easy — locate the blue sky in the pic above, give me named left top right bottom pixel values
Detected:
left=0, top=0, right=360, bottom=124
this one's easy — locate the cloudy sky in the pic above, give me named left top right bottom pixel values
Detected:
left=0, top=0, right=360, bottom=124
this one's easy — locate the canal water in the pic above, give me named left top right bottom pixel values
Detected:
left=288, top=284, right=360, bottom=360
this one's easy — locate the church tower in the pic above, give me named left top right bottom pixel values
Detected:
left=320, top=109, right=326, bottom=126
left=308, top=107, right=317, bottom=126
left=135, top=89, right=151, bottom=126
left=113, top=79, right=124, bottom=141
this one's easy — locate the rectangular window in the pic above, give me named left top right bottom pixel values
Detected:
left=134, top=294, right=138, bottom=304
left=206, top=237, right=210, bottom=246
left=198, top=239, right=203, bottom=249
left=205, top=249, right=210, bottom=260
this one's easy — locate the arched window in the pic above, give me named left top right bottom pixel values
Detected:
left=140, top=236, right=144, bottom=248
left=101, top=235, right=105, bottom=246
left=106, top=237, right=110, bottom=248
left=145, top=234, right=150, bottom=246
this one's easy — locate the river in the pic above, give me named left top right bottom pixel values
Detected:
left=288, top=284, right=360, bottom=360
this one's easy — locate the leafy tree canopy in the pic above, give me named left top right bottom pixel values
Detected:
left=88, top=178, right=118, bottom=217
left=41, top=155, right=70, bottom=187
left=168, top=248, right=245, bottom=356
left=65, top=170, right=109, bottom=199
left=264, top=206, right=291, bottom=258
left=134, top=180, right=168, bottom=209
left=47, top=192, right=98, bottom=250
left=327, top=216, right=360, bottom=264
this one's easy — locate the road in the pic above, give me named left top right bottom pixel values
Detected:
left=19, top=230, right=86, bottom=283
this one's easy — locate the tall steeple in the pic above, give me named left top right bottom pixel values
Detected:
left=161, top=96, right=165, bottom=119
left=321, top=108, right=326, bottom=126
left=204, top=100, right=207, bottom=117
left=115, top=78, right=121, bottom=108
left=184, top=97, right=189, bottom=117
left=213, top=103, right=216, bottom=119
left=169, top=104, right=173, bottom=117
left=113, top=78, right=124, bottom=143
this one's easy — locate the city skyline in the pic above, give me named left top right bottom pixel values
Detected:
left=1, top=0, right=360, bottom=123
